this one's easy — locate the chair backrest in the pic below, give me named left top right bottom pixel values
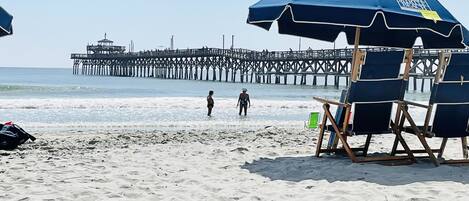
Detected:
left=431, top=53, right=469, bottom=138
left=347, top=51, right=407, bottom=135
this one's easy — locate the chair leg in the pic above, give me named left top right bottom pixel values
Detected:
left=323, top=104, right=358, bottom=163
left=416, top=135, right=439, bottom=166
left=391, top=111, right=407, bottom=156
left=334, top=131, right=358, bottom=162
left=395, top=133, right=416, bottom=162
left=390, top=109, right=415, bottom=162
left=314, top=125, right=324, bottom=157
left=315, top=111, right=329, bottom=157
left=390, top=135, right=400, bottom=156
left=462, top=137, right=468, bottom=159
left=438, top=138, right=448, bottom=159
left=402, top=108, right=439, bottom=166
left=391, top=104, right=402, bottom=157
left=363, top=134, right=372, bottom=157
left=440, top=137, right=469, bottom=165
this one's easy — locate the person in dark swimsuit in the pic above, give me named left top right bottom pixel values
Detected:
left=237, top=88, right=251, bottom=116
left=207, top=90, right=214, bottom=116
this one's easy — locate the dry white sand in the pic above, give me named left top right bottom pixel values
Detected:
left=1, top=126, right=469, bottom=201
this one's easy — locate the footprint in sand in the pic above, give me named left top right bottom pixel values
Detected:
left=120, top=184, right=133, bottom=189
left=123, top=192, right=142, bottom=199
left=92, top=178, right=111, bottom=183
left=406, top=198, right=431, bottom=201
left=107, top=194, right=123, bottom=199
left=127, top=170, right=140, bottom=176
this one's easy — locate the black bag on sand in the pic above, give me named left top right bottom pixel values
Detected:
left=0, top=124, right=36, bottom=150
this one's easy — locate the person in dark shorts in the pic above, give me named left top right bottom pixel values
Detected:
left=237, top=88, right=251, bottom=116
left=207, top=90, right=214, bottom=116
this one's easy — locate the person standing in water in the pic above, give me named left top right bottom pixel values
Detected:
left=237, top=88, right=251, bottom=116
left=207, top=90, right=214, bottom=116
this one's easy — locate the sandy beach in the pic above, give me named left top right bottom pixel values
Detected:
left=1, top=125, right=469, bottom=201
left=1, top=0, right=469, bottom=200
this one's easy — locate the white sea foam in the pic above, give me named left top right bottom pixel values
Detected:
left=0, top=97, right=322, bottom=133
left=0, top=97, right=315, bottom=109
left=0, top=97, right=428, bottom=134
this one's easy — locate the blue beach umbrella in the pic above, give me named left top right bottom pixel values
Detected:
left=247, top=0, right=469, bottom=49
left=0, top=6, right=13, bottom=37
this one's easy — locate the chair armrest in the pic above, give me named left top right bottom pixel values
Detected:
left=313, top=97, right=348, bottom=107
left=401, top=100, right=429, bottom=109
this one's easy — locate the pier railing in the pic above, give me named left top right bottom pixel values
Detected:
left=72, top=46, right=447, bottom=61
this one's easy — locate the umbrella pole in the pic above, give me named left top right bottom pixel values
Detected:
left=351, top=27, right=361, bottom=81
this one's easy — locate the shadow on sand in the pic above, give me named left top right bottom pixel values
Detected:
left=241, top=156, right=469, bottom=186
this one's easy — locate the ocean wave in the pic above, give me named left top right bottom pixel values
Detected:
left=0, top=84, right=97, bottom=93
left=0, top=85, right=37, bottom=91
left=0, top=97, right=319, bottom=110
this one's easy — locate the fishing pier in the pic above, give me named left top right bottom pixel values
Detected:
left=71, top=37, right=468, bottom=91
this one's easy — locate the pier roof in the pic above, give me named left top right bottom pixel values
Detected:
left=98, top=38, right=113, bottom=43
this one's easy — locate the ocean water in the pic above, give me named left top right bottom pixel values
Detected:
left=0, top=67, right=430, bottom=134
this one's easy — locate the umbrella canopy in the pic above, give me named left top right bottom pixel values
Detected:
left=0, top=6, right=13, bottom=37
left=247, top=0, right=469, bottom=49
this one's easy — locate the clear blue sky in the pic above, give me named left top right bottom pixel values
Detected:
left=0, top=0, right=467, bottom=68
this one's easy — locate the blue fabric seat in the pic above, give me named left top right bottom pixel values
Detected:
left=398, top=53, right=469, bottom=165
left=430, top=54, right=469, bottom=138
left=341, top=51, right=406, bottom=135
left=316, top=50, right=415, bottom=163
left=405, top=53, right=469, bottom=138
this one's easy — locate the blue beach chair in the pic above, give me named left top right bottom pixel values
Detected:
left=314, top=50, right=415, bottom=163
left=395, top=53, right=469, bottom=166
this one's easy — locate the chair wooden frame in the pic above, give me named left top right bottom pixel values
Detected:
left=314, top=49, right=416, bottom=164
left=392, top=52, right=469, bottom=166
